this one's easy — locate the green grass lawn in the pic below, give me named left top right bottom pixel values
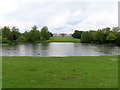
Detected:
left=47, top=36, right=80, bottom=42
left=2, top=56, right=118, bottom=88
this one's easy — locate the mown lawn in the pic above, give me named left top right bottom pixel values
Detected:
left=47, top=36, right=80, bottom=42
left=2, top=56, right=118, bottom=88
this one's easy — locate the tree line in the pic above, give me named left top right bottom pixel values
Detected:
left=1, top=25, right=120, bottom=46
left=1, top=25, right=53, bottom=44
left=72, top=27, right=120, bottom=46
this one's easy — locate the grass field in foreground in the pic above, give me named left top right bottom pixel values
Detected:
left=2, top=56, right=118, bottom=88
left=47, top=36, right=80, bottom=42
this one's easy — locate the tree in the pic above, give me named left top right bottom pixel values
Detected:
left=106, top=33, right=117, bottom=43
left=25, top=25, right=41, bottom=42
left=32, top=25, right=38, bottom=31
left=8, top=27, right=21, bottom=42
left=112, top=27, right=119, bottom=32
left=72, top=30, right=83, bottom=39
left=93, top=31, right=107, bottom=43
left=23, top=31, right=30, bottom=42
left=1, top=26, right=11, bottom=39
left=16, top=35, right=26, bottom=42
left=80, top=31, right=92, bottom=43
left=116, top=32, right=120, bottom=46
left=40, top=26, right=50, bottom=40
left=49, top=32, right=53, bottom=37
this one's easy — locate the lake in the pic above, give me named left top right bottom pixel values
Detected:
left=1, top=42, right=120, bottom=56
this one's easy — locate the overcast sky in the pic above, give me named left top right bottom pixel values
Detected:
left=0, top=0, right=119, bottom=33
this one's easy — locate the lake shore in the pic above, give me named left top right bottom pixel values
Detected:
left=1, top=36, right=80, bottom=45
left=46, top=36, right=80, bottom=42
left=2, top=56, right=118, bottom=88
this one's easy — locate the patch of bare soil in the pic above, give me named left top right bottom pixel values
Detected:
left=62, top=76, right=78, bottom=80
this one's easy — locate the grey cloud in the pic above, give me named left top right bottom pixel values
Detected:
left=0, top=1, right=118, bottom=33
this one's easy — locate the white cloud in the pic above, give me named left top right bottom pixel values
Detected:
left=47, top=12, right=70, bottom=27
left=0, top=0, right=119, bottom=33
left=73, top=2, right=118, bottom=31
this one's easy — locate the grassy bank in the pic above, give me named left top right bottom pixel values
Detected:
left=2, top=56, right=118, bottom=88
left=2, top=36, right=80, bottom=44
left=47, top=36, right=80, bottom=42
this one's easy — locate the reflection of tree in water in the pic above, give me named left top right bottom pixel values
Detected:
left=28, top=44, right=41, bottom=55
left=40, top=43, right=49, bottom=56
left=2, top=43, right=120, bottom=56
left=95, top=44, right=117, bottom=55
left=30, top=43, right=49, bottom=56
left=41, top=43, right=49, bottom=50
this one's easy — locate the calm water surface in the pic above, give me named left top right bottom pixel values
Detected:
left=1, top=42, right=120, bottom=56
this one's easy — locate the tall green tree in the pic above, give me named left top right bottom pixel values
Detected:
left=40, top=26, right=50, bottom=40
left=106, top=33, right=117, bottom=43
left=80, top=31, right=92, bottom=43
left=2, top=26, right=11, bottom=39
left=72, top=30, right=83, bottom=39
left=116, top=32, right=120, bottom=46
left=27, top=25, right=41, bottom=42
left=8, top=27, right=21, bottom=42
left=93, top=31, right=106, bottom=43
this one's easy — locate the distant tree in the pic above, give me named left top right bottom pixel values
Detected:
left=100, top=27, right=110, bottom=38
left=1, top=25, right=51, bottom=43
left=23, top=31, right=30, bottom=42
left=1, top=26, right=11, bottom=39
left=72, top=30, right=83, bottom=39
left=93, top=31, right=107, bottom=43
left=8, top=27, right=21, bottom=42
left=106, top=33, right=117, bottom=43
left=116, top=32, right=120, bottom=46
left=112, top=27, right=119, bottom=32
left=16, top=35, right=26, bottom=42
left=27, top=25, right=41, bottom=42
left=40, top=26, right=50, bottom=40
left=89, top=30, right=97, bottom=43
left=49, top=32, right=53, bottom=37
left=32, top=25, right=38, bottom=31
left=60, top=33, right=67, bottom=37
left=80, top=31, right=92, bottom=43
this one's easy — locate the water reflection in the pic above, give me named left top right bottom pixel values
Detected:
left=1, top=42, right=120, bottom=56
left=94, top=44, right=119, bottom=55
left=47, top=43, right=74, bottom=56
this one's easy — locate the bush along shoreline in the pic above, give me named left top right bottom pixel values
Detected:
left=1, top=25, right=53, bottom=45
left=72, top=27, right=120, bottom=46
left=1, top=25, right=120, bottom=46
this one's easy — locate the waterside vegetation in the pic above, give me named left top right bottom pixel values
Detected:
left=1, top=25, right=120, bottom=46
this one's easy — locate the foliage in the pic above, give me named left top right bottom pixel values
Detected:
left=1, top=25, right=120, bottom=46
left=1, top=25, right=52, bottom=43
left=1, top=26, right=11, bottom=39
left=27, top=25, right=40, bottom=42
left=8, top=27, right=21, bottom=42
left=80, top=32, right=92, bottom=43
left=72, top=27, right=120, bottom=46
left=106, top=33, right=117, bottom=42
left=49, top=32, right=53, bottom=37
left=72, top=30, right=83, bottom=39
left=40, top=26, right=50, bottom=41
left=93, top=31, right=106, bottom=43
left=116, top=32, right=120, bottom=46
left=16, top=35, right=26, bottom=42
